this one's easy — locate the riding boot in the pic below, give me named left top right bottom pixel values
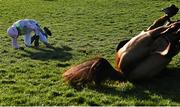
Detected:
left=31, top=35, right=36, bottom=44
left=34, top=35, right=39, bottom=47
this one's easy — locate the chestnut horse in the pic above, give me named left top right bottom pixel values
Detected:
left=63, top=15, right=180, bottom=88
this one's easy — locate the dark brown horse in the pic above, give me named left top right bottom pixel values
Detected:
left=63, top=14, right=180, bottom=88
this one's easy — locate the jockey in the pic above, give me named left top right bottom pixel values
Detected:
left=7, top=19, right=50, bottom=49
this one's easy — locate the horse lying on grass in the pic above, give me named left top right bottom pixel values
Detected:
left=63, top=14, right=180, bottom=89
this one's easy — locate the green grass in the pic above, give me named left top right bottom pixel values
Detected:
left=0, top=0, right=180, bottom=106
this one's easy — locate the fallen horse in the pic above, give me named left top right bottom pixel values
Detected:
left=63, top=5, right=180, bottom=88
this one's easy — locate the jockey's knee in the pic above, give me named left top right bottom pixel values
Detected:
left=24, top=40, right=31, bottom=47
left=39, top=35, right=48, bottom=44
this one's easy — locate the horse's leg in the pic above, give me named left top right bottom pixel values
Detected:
left=116, top=16, right=170, bottom=50
left=148, top=19, right=180, bottom=40
left=165, top=29, right=180, bottom=58
left=128, top=23, right=180, bottom=79
left=127, top=53, right=171, bottom=80
left=147, top=15, right=169, bottom=30
left=116, top=16, right=171, bottom=52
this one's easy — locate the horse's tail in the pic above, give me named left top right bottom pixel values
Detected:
left=63, top=57, right=125, bottom=88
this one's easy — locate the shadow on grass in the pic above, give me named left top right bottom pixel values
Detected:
left=23, top=45, right=73, bottom=61
left=89, top=67, right=180, bottom=105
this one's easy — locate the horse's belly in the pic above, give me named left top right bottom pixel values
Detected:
left=117, top=36, right=153, bottom=74
left=127, top=54, right=171, bottom=80
left=151, top=37, right=169, bottom=54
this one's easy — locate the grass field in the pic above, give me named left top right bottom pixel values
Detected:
left=0, top=0, right=180, bottom=106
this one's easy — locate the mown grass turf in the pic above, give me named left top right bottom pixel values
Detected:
left=0, top=0, right=180, bottom=106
